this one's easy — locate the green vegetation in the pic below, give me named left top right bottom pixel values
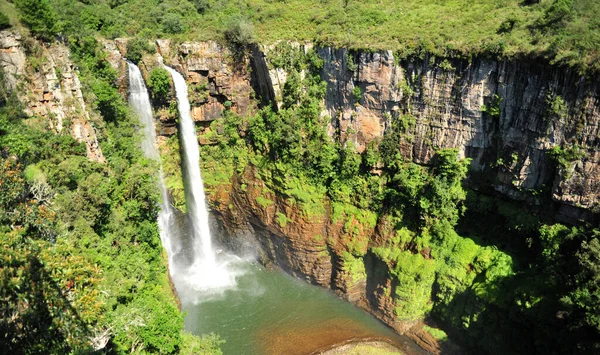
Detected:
left=5, top=0, right=600, bottom=353
left=161, top=135, right=187, bottom=213
left=275, top=212, right=291, bottom=228
left=352, top=86, right=362, bottom=104
left=546, top=93, right=568, bottom=120
left=192, top=42, right=600, bottom=352
left=125, top=37, right=155, bottom=64
left=423, top=325, right=448, bottom=341
left=255, top=195, right=274, bottom=208
left=340, top=252, right=366, bottom=285
left=0, top=11, right=10, bottom=29
left=548, top=144, right=588, bottom=171
left=481, top=94, right=502, bottom=119
left=41, top=0, right=600, bottom=73
left=223, top=16, right=256, bottom=53
left=180, top=332, right=224, bottom=355
left=14, top=0, right=58, bottom=41
left=0, top=24, right=220, bottom=353
left=147, top=67, right=173, bottom=105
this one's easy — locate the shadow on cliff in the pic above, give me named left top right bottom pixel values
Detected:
left=429, top=273, right=575, bottom=355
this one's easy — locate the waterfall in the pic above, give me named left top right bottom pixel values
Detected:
left=165, top=65, right=238, bottom=298
left=127, top=62, right=179, bottom=269
left=165, top=65, right=216, bottom=266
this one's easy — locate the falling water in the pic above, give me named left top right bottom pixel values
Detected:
left=165, top=65, right=238, bottom=298
left=127, top=62, right=179, bottom=269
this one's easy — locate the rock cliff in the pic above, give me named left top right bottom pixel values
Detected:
left=0, top=30, right=105, bottom=163
left=112, top=40, right=599, bottom=353
left=254, top=45, right=600, bottom=222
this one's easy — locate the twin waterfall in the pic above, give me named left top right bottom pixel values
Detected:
left=128, top=62, right=237, bottom=304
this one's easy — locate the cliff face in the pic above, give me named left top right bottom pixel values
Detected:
left=114, top=40, right=600, bottom=223
left=255, top=46, right=600, bottom=221
left=156, top=40, right=256, bottom=135
left=113, top=40, right=598, bottom=351
left=207, top=167, right=415, bottom=331
left=0, top=31, right=105, bottom=163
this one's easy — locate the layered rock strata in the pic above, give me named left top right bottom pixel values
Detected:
left=0, top=30, right=105, bottom=163
left=254, top=45, right=600, bottom=221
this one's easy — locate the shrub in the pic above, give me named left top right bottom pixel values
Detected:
left=548, top=144, right=587, bottom=172
left=224, top=17, right=256, bottom=50
left=482, top=94, right=502, bottom=119
left=91, top=80, right=127, bottom=122
left=126, top=38, right=153, bottom=64
left=191, top=0, right=210, bottom=14
left=546, top=93, right=568, bottom=120
left=352, top=86, right=362, bottom=103
left=147, top=67, right=172, bottom=105
left=162, top=13, right=183, bottom=34
left=0, top=12, right=10, bottom=30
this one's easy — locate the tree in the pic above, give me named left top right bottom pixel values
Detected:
left=569, top=238, right=600, bottom=330
left=162, top=13, right=183, bottom=34
left=125, top=38, right=147, bottom=64
left=191, top=0, right=210, bottom=14
left=14, top=0, right=59, bottom=41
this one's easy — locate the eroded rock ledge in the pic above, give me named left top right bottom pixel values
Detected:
left=0, top=30, right=105, bottom=163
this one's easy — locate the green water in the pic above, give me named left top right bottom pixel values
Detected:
left=183, top=261, right=423, bottom=355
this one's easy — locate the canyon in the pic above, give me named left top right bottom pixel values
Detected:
left=3, top=28, right=599, bottom=353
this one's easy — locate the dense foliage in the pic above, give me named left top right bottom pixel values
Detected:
left=14, top=0, right=58, bottom=41
left=193, top=44, right=600, bottom=353
left=5, top=0, right=599, bottom=353
left=0, top=13, right=222, bottom=353
left=44, top=0, right=600, bottom=72
left=147, top=67, right=173, bottom=105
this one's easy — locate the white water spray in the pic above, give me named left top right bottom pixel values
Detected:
left=165, top=65, right=239, bottom=299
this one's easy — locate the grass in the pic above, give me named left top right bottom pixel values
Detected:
left=255, top=195, right=274, bottom=208
left=45, top=0, right=600, bottom=73
left=276, top=211, right=291, bottom=228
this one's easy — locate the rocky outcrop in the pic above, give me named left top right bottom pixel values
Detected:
left=254, top=45, right=600, bottom=221
left=157, top=40, right=256, bottom=125
left=0, top=30, right=105, bottom=163
left=105, top=39, right=257, bottom=139
left=211, top=168, right=334, bottom=288
left=116, top=39, right=599, bottom=351
left=134, top=40, right=599, bottom=220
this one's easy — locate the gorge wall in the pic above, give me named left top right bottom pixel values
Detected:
left=258, top=45, right=600, bottom=223
left=110, top=39, right=600, bottom=353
